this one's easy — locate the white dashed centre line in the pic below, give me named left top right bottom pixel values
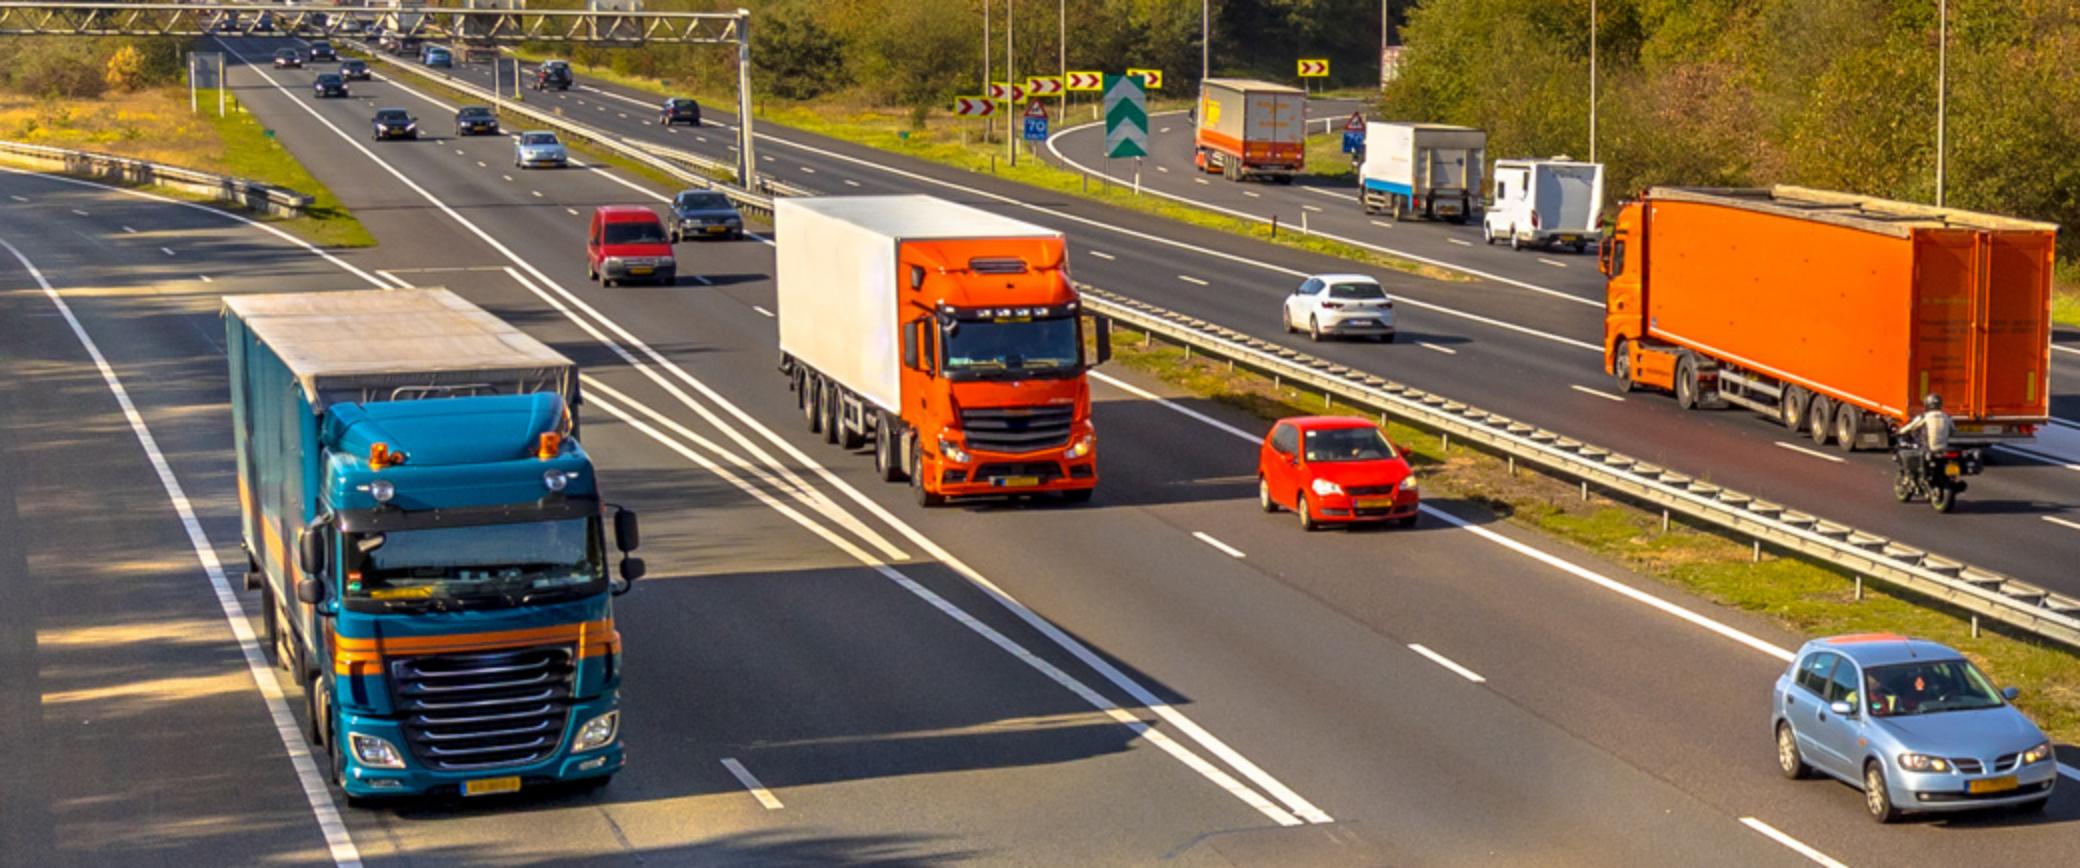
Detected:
left=1774, top=442, right=1845, bottom=464
left=1157, top=165, right=1170, bottom=173
left=198, top=274, right=213, bottom=283
left=1537, top=257, right=1569, bottom=268
left=1408, top=644, right=1485, bottom=683
left=1192, top=532, right=1246, bottom=558
left=1569, top=384, right=1624, bottom=402
left=1447, top=238, right=1473, bottom=247
left=843, top=179, right=861, bottom=187
left=762, top=155, right=775, bottom=162
left=566, top=207, right=580, bottom=216
left=2041, top=516, right=2080, bottom=533
left=121, top=225, right=137, bottom=234
left=160, top=246, right=176, bottom=257
left=531, top=191, right=543, bottom=198
left=1178, top=275, right=1210, bottom=286
left=1243, top=191, right=1260, bottom=198
left=454, top=148, right=465, bottom=155
left=801, top=166, right=816, bottom=174
left=720, top=758, right=783, bottom=810
left=752, top=305, right=775, bottom=318
left=1370, top=220, right=1394, bottom=229
left=1088, top=250, right=1116, bottom=261
left=476, top=161, right=487, bottom=167
left=70, top=208, right=89, bottom=216
left=7, top=195, right=27, bottom=202
left=1417, top=342, right=1457, bottom=355
left=697, top=135, right=708, bottom=143
left=1159, top=126, right=1172, bottom=134
left=1194, top=178, right=1210, bottom=185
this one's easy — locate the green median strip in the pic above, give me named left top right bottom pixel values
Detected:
left=1101, top=324, right=2080, bottom=743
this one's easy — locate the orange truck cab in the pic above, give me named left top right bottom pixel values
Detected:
left=776, top=195, right=1106, bottom=505
left=1603, top=186, right=2055, bottom=450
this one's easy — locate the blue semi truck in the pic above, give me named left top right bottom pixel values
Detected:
left=225, top=288, right=644, bottom=804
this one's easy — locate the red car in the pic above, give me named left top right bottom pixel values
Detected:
left=586, top=206, right=676, bottom=287
left=1258, top=416, right=1419, bottom=530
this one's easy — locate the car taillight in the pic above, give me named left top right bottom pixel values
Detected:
left=1321, top=302, right=1344, bottom=309
left=1531, top=211, right=1540, bottom=230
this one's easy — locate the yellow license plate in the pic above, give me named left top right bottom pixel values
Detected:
left=996, top=475, right=1041, bottom=488
left=705, top=225, right=728, bottom=233
left=463, top=776, right=522, bottom=797
left=1968, top=775, right=2018, bottom=795
left=1353, top=496, right=1396, bottom=509
left=1945, top=462, right=1962, bottom=477
left=628, top=266, right=653, bottom=275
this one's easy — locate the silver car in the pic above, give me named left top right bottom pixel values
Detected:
left=1282, top=273, right=1395, bottom=342
left=514, top=131, right=567, bottom=169
left=1773, top=634, right=2056, bottom=822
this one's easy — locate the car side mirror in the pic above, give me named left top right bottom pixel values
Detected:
left=2002, top=686, right=2020, bottom=701
left=1828, top=701, right=1854, bottom=716
left=297, top=528, right=327, bottom=577
left=613, top=507, right=640, bottom=553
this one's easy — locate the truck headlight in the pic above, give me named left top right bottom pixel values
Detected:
left=2022, top=742, right=2054, bottom=765
left=938, top=437, right=970, bottom=465
left=1310, top=478, right=1343, bottom=497
left=573, top=711, right=619, bottom=752
left=349, top=733, right=406, bottom=769
left=1897, top=752, right=1950, bottom=773
left=1064, top=433, right=1095, bottom=460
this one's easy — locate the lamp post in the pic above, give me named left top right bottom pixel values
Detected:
left=1589, top=0, right=1598, bottom=164
left=1007, top=0, right=1016, bottom=166
left=1201, top=0, right=1210, bottom=86
left=1936, top=0, right=1947, bottom=207
left=984, top=0, right=992, bottom=143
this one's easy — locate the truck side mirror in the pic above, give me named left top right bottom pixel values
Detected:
left=613, top=507, right=640, bottom=553
left=1093, top=317, right=1112, bottom=366
left=1597, top=237, right=1613, bottom=277
left=297, top=528, right=327, bottom=578
left=295, top=576, right=327, bottom=606
left=619, top=557, right=646, bottom=583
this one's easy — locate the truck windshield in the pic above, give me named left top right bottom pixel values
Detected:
left=344, top=517, right=604, bottom=609
left=943, top=316, right=1081, bottom=378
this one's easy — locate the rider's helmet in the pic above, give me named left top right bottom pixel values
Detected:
left=1924, top=393, right=1943, bottom=411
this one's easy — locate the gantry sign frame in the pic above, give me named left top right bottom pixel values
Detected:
left=0, top=2, right=761, bottom=185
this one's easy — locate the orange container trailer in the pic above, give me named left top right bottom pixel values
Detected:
left=1601, top=186, right=2054, bottom=450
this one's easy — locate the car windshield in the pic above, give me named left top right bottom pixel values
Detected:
left=344, top=517, right=604, bottom=609
left=943, top=316, right=1081, bottom=377
left=603, top=221, right=666, bottom=244
left=460, top=107, right=492, bottom=118
left=676, top=192, right=730, bottom=210
left=277, top=50, right=297, bottom=58
left=1328, top=282, right=1386, bottom=301
left=375, top=110, right=410, bottom=122
left=343, top=61, right=365, bottom=70
left=521, top=133, right=559, bottom=146
left=1864, top=659, right=2006, bottom=717
left=317, top=75, right=341, bottom=84
left=1304, top=427, right=1397, bottom=462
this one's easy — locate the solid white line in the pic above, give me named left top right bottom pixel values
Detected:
left=1774, top=441, right=1845, bottom=464
left=2041, top=516, right=2080, bottom=533
left=1739, top=818, right=1846, bottom=868
left=719, top=758, right=783, bottom=810
left=1570, top=384, right=1623, bottom=402
left=1369, top=220, right=1393, bottom=229
left=1088, top=250, right=1116, bottom=260
left=1446, top=238, right=1472, bottom=247
left=843, top=179, right=861, bottom=187
left=1305, top=187, right=1354, bottom=201
left=1997, top=443, right=2080, bottom=472
left=1, top=238, right=366, bottom=867
left=160, top=246, right=176, bottom=256
left=1179, top=274, right=1210, bottom=286
left=1192, top=531, right=1246, bottom=558
left=1407, top=644, right=1485, bottom=683
left=1417, top=342, right=1456, bottom=355
left=1537, top=258, right=1568, bottom=268
left=2054, top=344, right=2080, bottom=357
left=751, top=305, right=774, bottom=318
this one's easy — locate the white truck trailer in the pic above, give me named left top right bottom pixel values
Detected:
left=1482, top=158, right=1605, bottom=252
left=1358, top=122, right=1487, bottom=222
left=1192, top=78, right=1307, bottom=183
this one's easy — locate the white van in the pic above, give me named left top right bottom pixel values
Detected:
left=1483, top=159, right=1605, bottom=251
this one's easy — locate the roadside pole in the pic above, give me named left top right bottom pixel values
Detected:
left=737, top=7, right=757, bottom=190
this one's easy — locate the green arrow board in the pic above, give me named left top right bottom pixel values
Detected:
left=1103, top=74, right=1148, bottom=159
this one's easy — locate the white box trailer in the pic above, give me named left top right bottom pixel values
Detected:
left=1482, top=159, right=1605, bottom=252
left=1193, top=78, right=1307, bottom=182
left=1358, top=122, right=1487, bottom=222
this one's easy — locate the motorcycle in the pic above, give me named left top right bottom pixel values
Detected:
left=1891, top=437, right=1981, bottom=513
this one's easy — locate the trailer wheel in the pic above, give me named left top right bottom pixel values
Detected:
left=803, top=376, right=823, bottom=434
left=836, top=397, right=864, bottom=450
left=1834, top=405, right=1863, bottom=452
left=1781, top=386, right=1810, bottom=431
left=820, top=386, right=841, bottom=445
left=1362, top=192, right=1377, bottom=215
left=1613, top=339, right=1639, bottom=393
left=261, top=584, right=283, bottom=670
left=1675, top=357, right=1701, bottom=410
left=1808, top=397, right=1835, bottom=446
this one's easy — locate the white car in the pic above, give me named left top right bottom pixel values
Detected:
left=1282, top=274, right=1395, bottom=342
left=514, top=131, right=568, bottom=168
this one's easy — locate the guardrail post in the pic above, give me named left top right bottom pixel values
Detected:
left=1856, top=576, right=1864, bottom=601
left=1440, top=432, right=1448, bottom=453
left=1753, top=540, right=1762, bottom=562
left=1580, top=480, right=1589, bottom=502
left=1661, top=510, right=1669, bottom=533
left=1972, top=615, right=1980, bottom=638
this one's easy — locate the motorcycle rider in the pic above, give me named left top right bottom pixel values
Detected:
left=1895, top=393, right=1955, bottom=481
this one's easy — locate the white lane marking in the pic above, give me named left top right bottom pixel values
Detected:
left=531, top=190, right=543, bottom=198
left=1302, top=205, right=1323, bottom=213
left=2041, top=516, right=2080, bottom=533
left=160, top=246, right=176, bottom=256
left=697, top=135, right=708, bottom=143
left=1097, top=369, right=1801, bottom=665
left=2055, top=344, right=2080, bottom=357
left=843, top=179, right=861, bottom=187
left=502, top=174, right=514, bottom=182
left=799, top=166, right=816, bottom=174
left=1159, top=126, right=1171, bottom=134
left=761, top=155, right=775, bottom=162
left=1773, top=441, right=1845, bottom=464
left=2, top=238, right=366, bottom=867
left=719, top=758, right=783, bottom=810
left=1997, top=443, right=2080, bottom=473
left=751, top=305, right=774, bottom=318
left=1446, top=238, right=1472, bottom=247
left=70, top=208, right=89, bottom=216
left=1194, top=177, right=1209, bottom=185
left=476, top=160, right=486, bottom=167
left=1537, top=258, right=1568, bottom=268
left=1570, top=384, right=1623, bottom=402
left=1242, top=190, right=1260, bottom=198
left=1305, top=187, right=1355, bottom=201
left=1192, top=532, right=1246, bottom=558
left=618, top=112, right=628, bottom=119
left=1370, top=220, right=1393, bottom=229
left=197, top=274, right=214, bottom=283
left=1156, top=165, right=1170, bottom=173
left=453, top=148, right=464, bottom=155
left=1179, top=275, right=1210, bottom=286
left=691, top=274, right=714, bottom=286
left=566, top=207, right=580, bottom=216
left=1739, top=818, right=1846, bottom=868
left=7, top=194, right=27, bottom=202
left=1407, top=644, right=1485, bottom=683
left=121, top=225, right=137, bottom=233
left=1417, top=342, right=1456, bottom=355
left=1089, top=250, right=1116, bottom=261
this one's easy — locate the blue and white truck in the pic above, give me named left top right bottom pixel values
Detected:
left=225, top=288, right=644, bottom=804
left=1358, top=122, right=1488, bottom=222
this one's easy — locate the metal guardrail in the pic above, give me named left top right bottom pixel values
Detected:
left=0, top=2, right=746, bottom=46
left=1075, top=285, right=2080, bottom=650
left=0, top=139, right=313, bottom=217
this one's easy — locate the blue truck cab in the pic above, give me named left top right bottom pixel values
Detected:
left=223, top=289, right=643, bottom=804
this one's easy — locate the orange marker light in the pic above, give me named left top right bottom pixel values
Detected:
left=369, top=442, right=394, bottom=469
left=537, top=432, right=563, bottom=460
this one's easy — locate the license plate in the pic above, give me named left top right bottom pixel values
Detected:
left=1968, top=775, right=2018, bottom=795
left=1945, top=462, right=1961, bottom=477
left=705, top=225, right=728, bottom=234
left=628, top=266, right=653, bottom=276
left=995, top=475, right=1041, bottom=488
left=1353, top=496, right=1396, bottom=509
left=464, top=776, right=521, bottom=797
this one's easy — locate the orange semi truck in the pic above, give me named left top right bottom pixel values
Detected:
left=1602, top=186, right=2055, bottom=450
left=1193, top=78, right=1306, bottom=182
left=777, top=195, right=1105, bottom=505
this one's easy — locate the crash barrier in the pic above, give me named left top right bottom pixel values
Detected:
left=0, top=139, right=312, bottom=217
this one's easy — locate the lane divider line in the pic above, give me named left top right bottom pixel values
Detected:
left=1738, top=817, right=1846, bottom=868
left=1192, top=531, right=1246, bottom=558
left=1773, top=442, right=1845, bottom=464
left=1407, top=644, right=1485, bottom=683
left=1179, top=275, right=1209, bottom=286
left=2041, top=516, right=2080, bottom=533
left=1569, top=384, right=1623, bottom=403
left=1417, top=342, right=1456, bottom=355
left=719, top=758, right=783, bottom=810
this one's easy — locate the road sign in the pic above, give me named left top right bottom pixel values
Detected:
left=989, top=81, right=1027, bottom=103
left=1024, top=75, right=1063, bottom=98
left=1342, top=130, right=1364, bottom=154
left=1024, top=111, right=1050, bottom=141
left=1298, top=59, right=1330, bottom=78
left=1065, top=70, right=1103, bottom=92
left=1125, top=67, right=1163, bottom=90
left=954, top=96, right=996, bottom=117
left=1103, top=74, right=1148, bottom=158
left=1344, top=111, right=1365, bottom=132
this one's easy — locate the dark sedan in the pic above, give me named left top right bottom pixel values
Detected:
left=272, top=48, right=304, bottom=69
left=660, top=97, right=701, bottom=127
left=669, top=189, right=744, bottom=242
left=309, top=41, right=337, bottom=62
left=312, top=73, right=348, bottom=99
left=340, top=59, right=370, bottom=81
left=372, top=108, right=418, bottom=141
left=454, top=106, right=500, bottom=136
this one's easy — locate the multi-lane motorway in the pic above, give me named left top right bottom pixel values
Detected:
left=0, top=38, right=2074, bottom=866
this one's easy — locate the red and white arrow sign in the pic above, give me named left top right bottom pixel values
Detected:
left=954, top=97, right=997, bottom=116
left=987, top=82, right=1027, bottom=102
left=1065, top=71, right=1103, bottom=92
left=1025, top=76, right=1063, bottom=97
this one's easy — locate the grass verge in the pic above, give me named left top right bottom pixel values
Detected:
left=2055, top=259, right=2080, bottom=330
left=1305, top=131, right=1357, bottom=180
left=509, top=54, right=1466, bottom=283
left=1102, top=323, right=2080, bottom=743
left=0, top=87, right=373, bottom=247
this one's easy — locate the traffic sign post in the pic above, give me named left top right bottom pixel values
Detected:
left=1022, top=101, right=1049, bottom=142
left=1104, top=73, right=1148, bottom=159
left=1125, top=67, right=1163, bottom=90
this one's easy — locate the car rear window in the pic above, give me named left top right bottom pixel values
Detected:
left=1328, top=282, right=1386, bottom=301
left=603, top=220, right=666, bottom=244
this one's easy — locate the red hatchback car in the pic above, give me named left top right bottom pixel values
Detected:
left=1258, top=416, right=1420, bottom=530
left=586, top=205, right=676, bottom=287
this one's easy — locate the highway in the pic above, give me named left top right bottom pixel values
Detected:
left=365, top=47, right=2080, bottom=602
left=1, top=37, right=2073, bottom=865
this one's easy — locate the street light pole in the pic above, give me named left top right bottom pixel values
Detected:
left=1007, top=0, right=1016, bottom=166
left=1936, top=0, right=1947, bottom=207
left=1589, top=0, right=1598, bottom=164
left=1201, top=0, right=1210, bottom=86
left=983, top=0, right=991, bottom=144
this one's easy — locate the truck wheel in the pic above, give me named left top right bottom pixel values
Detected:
left=1613, top=339, right=1638, bottom=393
left=262, top=584, right=283, bottom=670
left=1808, top=397, right=1835, bottom=446
left=1675, top=357, right=1701, bottom=410
left=1834, top=405, right=1863, bottom=452
left=910, top=439, right=945, bottom=508
left=1780, top=386, right=1810, bottom=431
left=803, top=377, right=823, bottom=434
left=1391, top=197, right=1406, bottom=221
left=304, top=675, right=325, bottom=747
left=835, top=400, right=864, bottom=450
left=1509, top=229, right=1521, bottom=251
left=1362, top=193, right=1377, bottom=215
left=820, top=387, right=840, bottom=445
left=874, top=422, right=906, bottom=482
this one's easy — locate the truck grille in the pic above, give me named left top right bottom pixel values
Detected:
left=959, top=406, right=1073, bottom=452
left=391, top=646, right=574, bottom=771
